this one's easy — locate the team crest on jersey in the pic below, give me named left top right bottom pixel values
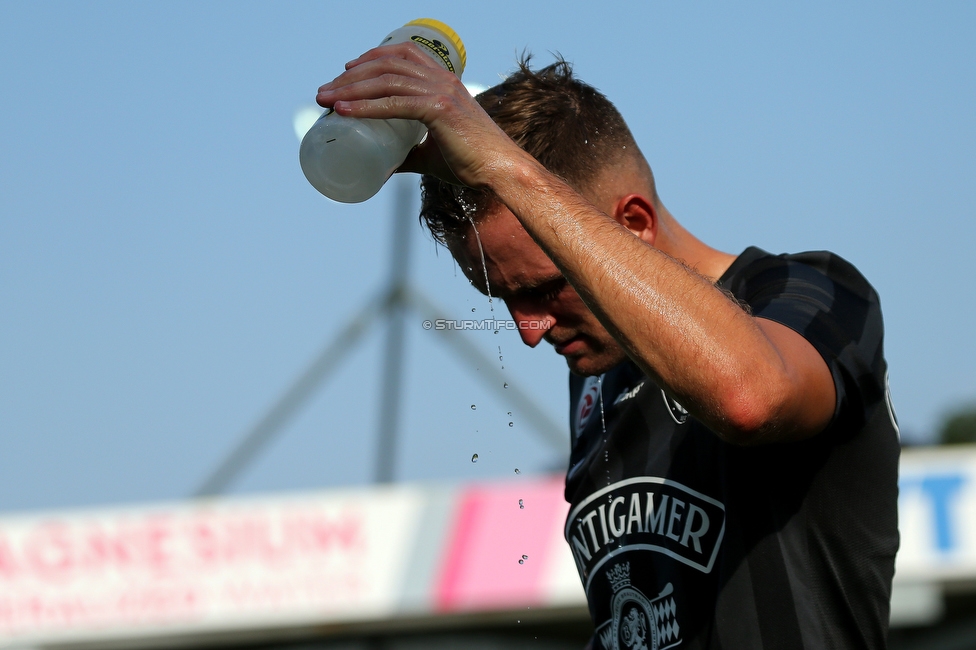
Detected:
left=596, top=562, right=681, bottom=650
left=575, top=375, right=604, bottom=437
left=661, top=390, right=689, bottom=425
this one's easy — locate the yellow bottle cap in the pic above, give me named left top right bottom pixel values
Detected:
left=406, top=18, right=466, bottom=74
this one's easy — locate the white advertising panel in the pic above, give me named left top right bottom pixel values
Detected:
left=0, top=487, right=424, bottom=647
left=896, top=445, right=976, bottom=582
left=2, top=446, right=976, bottom=647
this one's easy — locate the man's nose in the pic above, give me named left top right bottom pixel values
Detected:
left=508, top=305, right=553, bottom=348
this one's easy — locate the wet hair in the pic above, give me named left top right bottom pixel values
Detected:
left=419, top=55, right=648, bottom=247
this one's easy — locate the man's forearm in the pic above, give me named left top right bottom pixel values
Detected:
left=486, top=155, right=829, bottom=443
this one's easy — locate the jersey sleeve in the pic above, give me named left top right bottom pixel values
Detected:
left=725, top=250, right=889, bottom=427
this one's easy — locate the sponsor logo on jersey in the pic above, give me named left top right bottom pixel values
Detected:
left=594, top=562, right=682, bottom=650
left=661, top=390, right=689, bottom=425
left=614, top=380, right=646, bottom=406
left=565, top=478, right=726, bottom=591
left=575, top=375, right=604, bottom=438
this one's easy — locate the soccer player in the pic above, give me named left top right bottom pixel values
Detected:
left=317, top=46, right=899, bottom=649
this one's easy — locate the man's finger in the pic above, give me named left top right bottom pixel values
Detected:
left=344, top=42, right=442, bottom=71
left=317, top=57, right=450, bottom=107
left=398, top=139, right=464, bottom=185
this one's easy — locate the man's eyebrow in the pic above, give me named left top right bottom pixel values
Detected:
left=503, top=276, right=566, bottom=301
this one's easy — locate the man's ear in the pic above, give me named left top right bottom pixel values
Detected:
left=611, top=194, right=657, bottom=246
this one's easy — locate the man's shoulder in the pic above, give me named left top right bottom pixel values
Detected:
left=722, top=246, right=879, bottom=304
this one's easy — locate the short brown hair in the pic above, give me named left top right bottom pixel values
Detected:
left=419, top=56, right=644, bottom=246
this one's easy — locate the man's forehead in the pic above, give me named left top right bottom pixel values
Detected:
left=447, top=206, right=561, bottom=296
left=445, top=205, right=510, bottom=265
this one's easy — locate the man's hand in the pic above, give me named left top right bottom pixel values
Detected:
left=315, top=43, right=525, bottom=189
left=317, top=49, right=836, bottom=446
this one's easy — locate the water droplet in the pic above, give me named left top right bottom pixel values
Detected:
left=519, top=499, right=524, bottom=509
left=514, top=468, right=521, bottom=475
left=503, top=382, right=509, bottom=389
left=509, top=422, right=514, bottom=427
left=471, top=404, right=476, bottom=410
left=471, top=307, right=476, bottom=312
left=518, top=554, right=528, bottom=565
left=471, top=454, right=479, bottom=463
left=598, top=376, right=607, bottom=434
left=507, top=412, right=512, bottom=417
left=467, top=216, right=494, bottom=311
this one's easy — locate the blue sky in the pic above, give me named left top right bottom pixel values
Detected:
left=1, top=1, right=973, bottom=512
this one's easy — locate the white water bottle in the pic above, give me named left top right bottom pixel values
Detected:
left=300, top=19, right=466, bottom=203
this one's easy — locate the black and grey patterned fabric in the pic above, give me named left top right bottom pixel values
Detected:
left=565, top=247, right=900, bottom=650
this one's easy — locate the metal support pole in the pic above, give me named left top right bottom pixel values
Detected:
left=374, top=177, right=414, bottom=483
left=192, top=177, right=565, bottom=496
left=407, top=288, right=566, bottom=451
left=193, top=293, right=384, bottom=497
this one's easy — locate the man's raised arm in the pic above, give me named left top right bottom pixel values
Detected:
left=316, top=44, right=835, bottom=445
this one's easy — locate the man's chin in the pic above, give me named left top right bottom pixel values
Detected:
left=564, top=351, right=625, bottom=377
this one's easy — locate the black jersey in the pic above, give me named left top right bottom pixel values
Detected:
left=565, top=247, right=900, bottom=650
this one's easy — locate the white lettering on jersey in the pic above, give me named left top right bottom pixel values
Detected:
left=614, top=380, right=646, bottom=406
left=566, top=477, right=726, bottom=593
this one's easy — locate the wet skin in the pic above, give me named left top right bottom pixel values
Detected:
left=451, top=203, right=628, bottom=378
